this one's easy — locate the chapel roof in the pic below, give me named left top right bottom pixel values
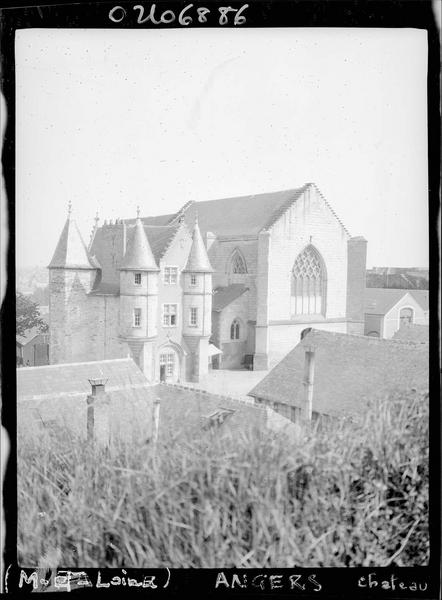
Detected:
left=212, top=284, right=249, bottom=312
left=248, top=329, right=429, bottom=418
left=142, top=183, right=339, bottom=237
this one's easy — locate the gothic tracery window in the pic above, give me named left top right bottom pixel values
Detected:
left=291, top=246, right=325, bottom=316
left=230, top=250, right=247, bottom=274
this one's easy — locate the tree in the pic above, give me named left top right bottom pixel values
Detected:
left=16, top=292, right=48, bottom=337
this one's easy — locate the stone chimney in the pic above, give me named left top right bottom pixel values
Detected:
left=302, top=347, right=315, bottom=421
left=86, top=377, right=109, bottom=444
left=346, top=236, right=368, bottom=335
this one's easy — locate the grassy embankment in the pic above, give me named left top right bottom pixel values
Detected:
left=17, top=391, right=429, bottom=567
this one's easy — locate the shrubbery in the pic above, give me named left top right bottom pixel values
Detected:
left=17, top=391, right=428, bottom=567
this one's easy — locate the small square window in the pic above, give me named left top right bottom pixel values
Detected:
left=164, top=267, right=178, bottom=285
left=163, top=304, right=178, bottom=327
left=190, top=307, right=198, bottom=326
left=190, top=274, right=197, bottom=286
left=134, top=273, right=141, bottom=285
left=133, top=308, right=141, bottom=327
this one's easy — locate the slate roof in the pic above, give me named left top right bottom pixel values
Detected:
left=152, top=384, right=267, bottom=442
left=364, top=288, right=411, bottom=315
left=183, top=219, right=213, bottom=273
left=248, top=329, right=429, bottom=418
left=88, top=223, right=180, bottom=289
left=17, top=358, right=149, bottom=402
left=142, top=185, right=312, bottom=237
left=212, top=284, right=249, bottom=312
left=120, top=218, right=159, bottom=271
left=409, top=290, right=429, bottom=311
left=18, top=368, right=267, bottom=444
left=49, top=217, right=100, bottom=270
left=393, top=324, right=429, bottom=343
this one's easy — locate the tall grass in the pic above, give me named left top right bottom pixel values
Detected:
left=17, top=391, right=428, bottom=567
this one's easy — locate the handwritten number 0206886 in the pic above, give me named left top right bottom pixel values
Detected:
left=109, top=4, right=249, bottom=26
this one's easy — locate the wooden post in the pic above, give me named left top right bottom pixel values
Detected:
left=302, top=347, right=315, bottom=421
left=86, top=377, right=108, bottom=444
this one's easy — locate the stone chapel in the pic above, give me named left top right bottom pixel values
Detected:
left=48, top=182, right=367, bottom=381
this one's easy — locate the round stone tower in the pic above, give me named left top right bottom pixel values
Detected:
left=182, top=216, right=214, bottom=381
left=119, top=209, right=159, bottom=378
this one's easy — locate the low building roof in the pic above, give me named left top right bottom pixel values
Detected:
left=364, top=288, right=411, bottom=315
left=16, top=327, right=46, bottom=347
left=212, top=284, right=249, bottom=312
left=248, top=329, right=428, bottom=418
left=409, top=290, right=429, bottom=311
left=18, top=366, right=267, bottom=443
left=17, top=358, right=149, bottom=401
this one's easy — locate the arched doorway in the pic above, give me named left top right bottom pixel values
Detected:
left=159, top=345, right=181, bottom=383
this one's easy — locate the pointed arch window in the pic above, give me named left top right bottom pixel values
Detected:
left=230, top=319, right=241, bottom=340
left=229, top=249, right=247, bottom=275
left=291, top=246, right=326, bottom=316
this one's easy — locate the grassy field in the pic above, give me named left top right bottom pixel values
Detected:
left=17, top=390, right=429, bottom=568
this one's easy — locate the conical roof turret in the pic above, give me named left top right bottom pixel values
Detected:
left=183, top=216, right=214, bottom=273
left=49, top=202, right=100, bottom=269
left=120, top=209, right=159, bottom=271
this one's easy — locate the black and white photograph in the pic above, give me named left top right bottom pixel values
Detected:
left=1, top=1, right=439, bottom=595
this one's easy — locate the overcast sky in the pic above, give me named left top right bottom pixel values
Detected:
left=15, top=28, right=428, bottom=269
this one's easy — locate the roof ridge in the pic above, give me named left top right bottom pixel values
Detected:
left=160, top=382, right=266, bottom=411
left=159, top=220, right=187, bottom=260
left=305, top=328, right=429, bottom=346
left=261, top=184, right=310, bottom=231
left=313, top=185, right=351, bottom=236
left=168, top=200, right=195, bottom=225
left=19, top=357, right=136, bottom=370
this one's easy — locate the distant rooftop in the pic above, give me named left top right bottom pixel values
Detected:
left=364, top=288, right=414, bottom=315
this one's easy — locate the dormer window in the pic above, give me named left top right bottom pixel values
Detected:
left=190, top=274, right=197, bottom=286
left=164, top=267, right=178, bottom=285
left=134, top=273, right=141, bottom=285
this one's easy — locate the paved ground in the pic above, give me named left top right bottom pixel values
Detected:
left=184, top=368, right=270, bottom=403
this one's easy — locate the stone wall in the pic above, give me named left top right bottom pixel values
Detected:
left=267, top=185, right=350, bottom=322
